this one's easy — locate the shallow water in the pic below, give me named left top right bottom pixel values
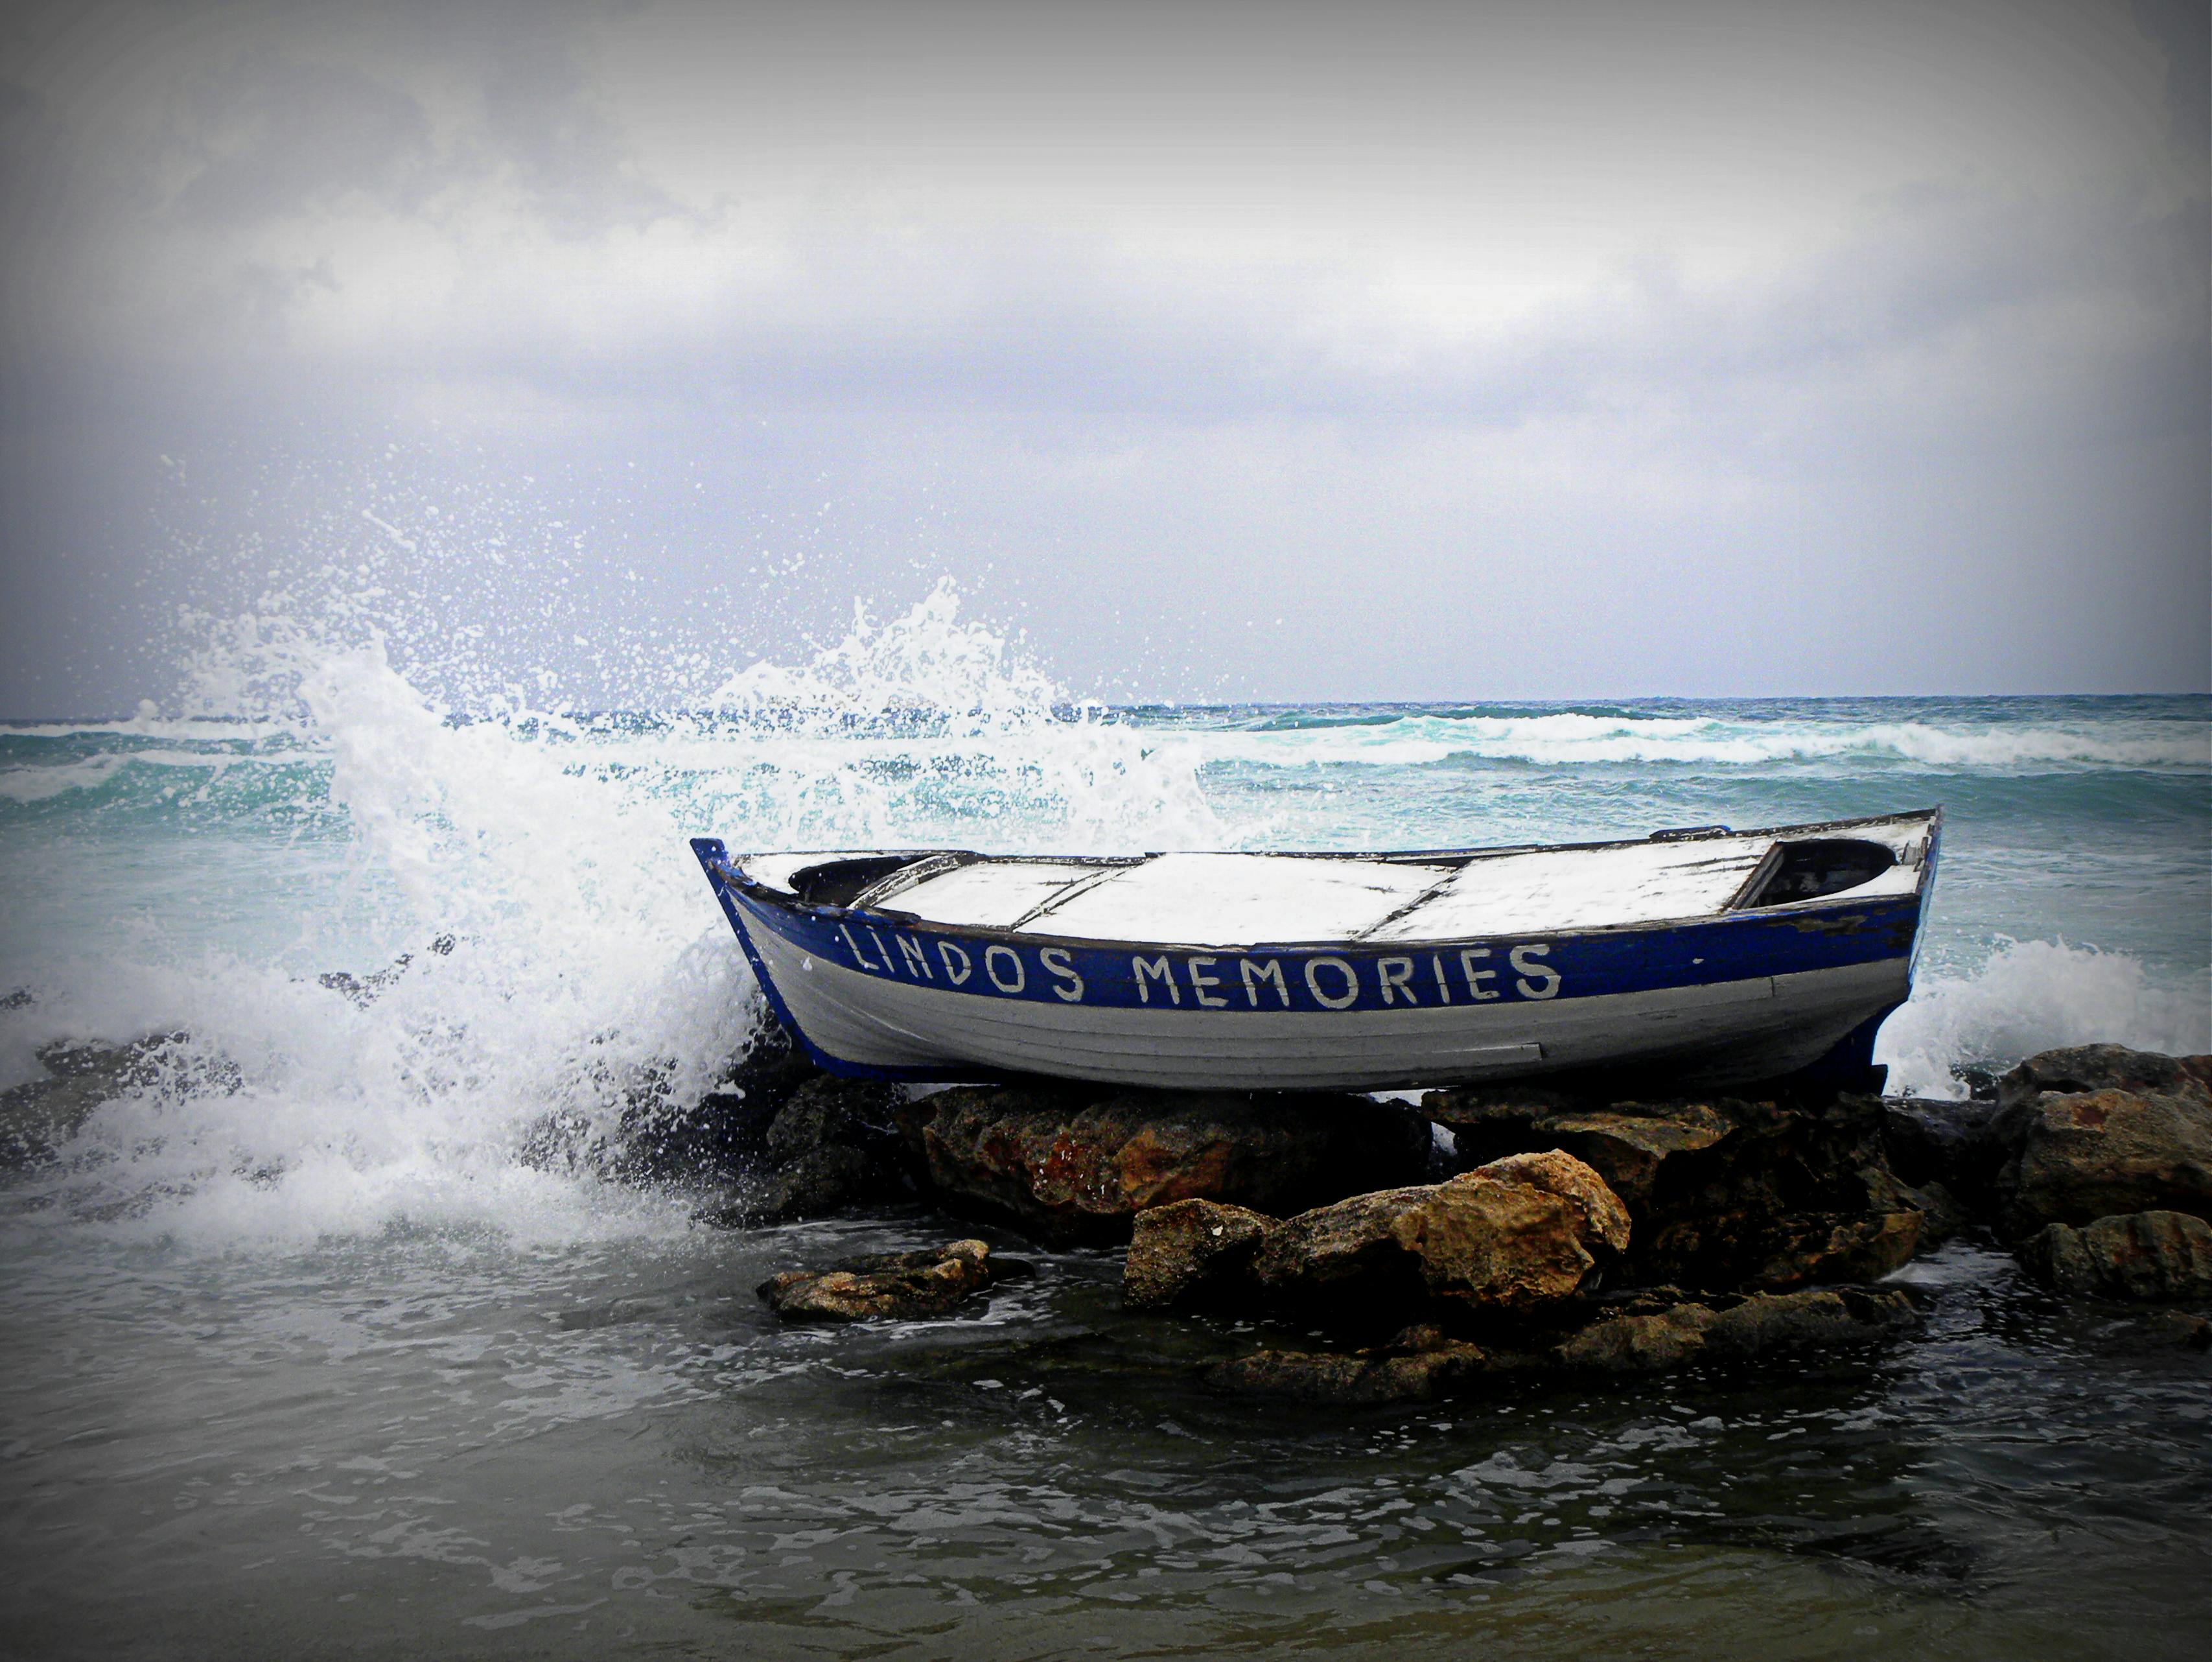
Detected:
left=5, top=1224, right=2208, bottom=1659
left=2, top=591, right=2208, bottom=1656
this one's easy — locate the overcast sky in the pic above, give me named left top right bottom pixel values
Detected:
left=1, top=0, right=2205, bottom=713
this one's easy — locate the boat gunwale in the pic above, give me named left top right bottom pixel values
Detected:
left=698, top=806, right=1942, bottom=957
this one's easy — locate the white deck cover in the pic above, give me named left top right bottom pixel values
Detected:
left=1015, top=852, right=1453, bottom=945
left=738, top=815, right=1931, bottom=947
left=1363, top=838, right=1769, bottom=940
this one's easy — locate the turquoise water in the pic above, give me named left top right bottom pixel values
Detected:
left=0, top=596, right=2207, bottom=1656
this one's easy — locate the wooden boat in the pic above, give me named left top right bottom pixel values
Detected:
left=690, top=809, right=1940, bottom=1092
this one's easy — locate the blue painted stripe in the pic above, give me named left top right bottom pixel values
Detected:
left=690, top=837, right=1922, bottom=1021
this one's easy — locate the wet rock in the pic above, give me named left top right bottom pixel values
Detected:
left=1246, top=1151, right=1627, bottom=1328
left=1881, top=1095, right=1999, bottom=1197
left=1, top=1034, right=200, bottom=1167
left=618, top=1018, right=824, bottom=1182
left=1426, top=1085, right=1922, bottom=1291
left=911, top=1084, right=1430, bottom=1246
left=1995, top=1045, right=2212, bottom=1108
left=1909, top=1179, right=1968, bottom=1251
left=2017, top=1210, right=2212, bottom=1302
left=1202, top=1333, right=1506, bottom=1404
left=1476, top=1148, right=1633, bottom=1253
left=758, top=1239, right=1019, bottom=1321
left=1123, top=1198, right=1276, bottom=1311
left=1555, top=1287, right=1921, bottom=1374
left=316, top=933, right=456, bottom=1006
left=1203, top=1285, right=1922, bottom=1403
left=1426, top=1088, right=1729, bottom=1208
left=695, top=1074, right=913, bottom=1226
left=2145, top=1310, right=2212, bottom=1350
left=1979, top=1049, right=2212, bottom=1239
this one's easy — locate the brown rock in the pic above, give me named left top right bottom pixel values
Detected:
left=1202, top=1340, right=1502, bottom=1405
left=758, top=1239, right=1013, bottom=1321
left=1475, top=1148, right=1633, bottom=1252
left=1123, top=1199, right=1276, bottom=1311
left=1995, top=1045, right=2212, bottom=1112
left=1555, top=1287, right=1920, bottom=1374
left=2018, top=1210, right=2212, bottom=1302
left=1424, top=1085, right=1918, bottom=1291
left=1986, top=1085, right=2212, bottom=1240
left=1251, top=1154, right=1626, bottom=1324
left=1207, top=1285, right=1922, bottom=1399
left=915, top=1084, right=1430, bottom=1245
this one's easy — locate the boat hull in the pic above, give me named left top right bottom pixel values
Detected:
left=690, top=835, right=1934, bottom=1092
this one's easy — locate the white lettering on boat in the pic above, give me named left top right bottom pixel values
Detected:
left=1511, top=943, right=1561, bottom=1000
left=985, top=944, right=1027, bottom=993
left=1377, top=956, right=1417, bottom=1005
left=1187, top=956, right=1229, bottom=1007
left=839, top=924, right=879, bottom=970
left=1460, top=948, right=1499, bottom=1000
left=1241, top=959, right=1290, bottom=1007
left=826, top=931, right=1569, bottom=1007
left=1305, top=956, right=1359, bottom=1009
left=1133, top=955, right=1181, bottom=1005
left=1040, top=947, right=1084, bottom=1001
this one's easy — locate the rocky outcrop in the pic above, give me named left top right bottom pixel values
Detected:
left=1979, top=1047, right=2212, bottom=1240
left=1423, top=1085, right=1925, bottom=1291
left=696, top=1074, right=914, bottom=1226
left=1124, top=1151, right=1627, bottom=1331
left=0, top=1033, right=209, bottom=1167
left=2017, top=1210, right=2212, bottom=1302
left=1202, top=1285, right=1922, bottom=1404
left=1203, top=1327, right=1508, bottom=1404
left=1123, top=1198, right=1274, bottom=1311
left=1881, top=1095, right=2000, bottom=1199
left=618, top=1019, right=824, bottom=1182
left=909, top=1085, right=1432, bottom=1245
left=758, top=1239, right=1022, bottom=1321
left=1554, top=1285, right=1922, bottom=1373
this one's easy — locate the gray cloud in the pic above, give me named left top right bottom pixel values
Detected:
left=0, top=0, right=2204, bottom=712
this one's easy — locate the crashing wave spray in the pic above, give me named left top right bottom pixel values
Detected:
left=1, top=582, right=1220, bottom=1245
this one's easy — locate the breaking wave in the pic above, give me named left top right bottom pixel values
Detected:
left=1200, top=707, right=2209, bottom=771
left=1878, top=939, right=2211, bottom=1099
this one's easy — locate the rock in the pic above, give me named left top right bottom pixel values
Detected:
left=1203, top=1285, right=1922, bottom=1402
left=1428, top=1085, right=1922, bottom=1291
left=1, top=1034, right=201, bottom=1167
left=1202, top=1336, right=1505, bottom=1404
left=695, top=1073, right=913, bottom=1226
left=1123, top=1198, right=1276, bottom=1311
left=1995, top=1045, right=2212, bottom=1110
left=2017, top=1210, right=2212, bottom=1302
left=758, top=1239, right=1018, bottom=1321
left=316, top=933, right=456, bottom=1006
left=1246, top=1152, right=1626, bottom=1328
left=1908, top=1179, right=1968, bottom=1251
left=1981, top=1057, right=2212, bottom=1239
left=912, top=1084, right=1431, bottom=1245
left=1476, top=1148, right=1633, bottom=1252
left=1428, top=1090, right=1730, bottom=1208
left=619, top=1017, right=823, bottom=1182
left=1555, top=1287, right=1921, bottom=1374
left=1881, top=1095, right=2000, bottom=1196
left=2144, top=1310, right=2212, bottom=1350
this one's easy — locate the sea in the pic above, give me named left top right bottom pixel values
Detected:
left=1, top=587, right=2207, bottom=1659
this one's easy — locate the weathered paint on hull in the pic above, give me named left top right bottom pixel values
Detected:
left=691, top=830, right=1936, bottom=1092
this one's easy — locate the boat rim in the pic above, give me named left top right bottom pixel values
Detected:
left=693, top=806, right=1942, bottom=956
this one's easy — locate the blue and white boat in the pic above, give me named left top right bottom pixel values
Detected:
left=690, top=809, right=1940, bottom=1092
